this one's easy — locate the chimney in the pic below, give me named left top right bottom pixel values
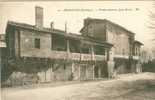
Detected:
left=35, top=6, right=43, bottom=27
left=50, top=22, right=54, bottom=30
left=65, top=21, right=67, bottom=33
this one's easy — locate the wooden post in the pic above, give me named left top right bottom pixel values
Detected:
left=45, top=70, right=46, bottom=82
left=91, top=45, right=95, bottom=61
left=105, top=49, right=109, bottom=61
left=105, top=49, right=107, bottom=60
left=52, top=63, right=55, bottom=80
left=66, top=39, right=70, bottom=60
left=86, top=65, right=88, bottom=80
left=71, top=63, right=74, bottom=80
left=79, top=65, right=81, bottom=80
left=67, top=40, right=70, bottom=53
left=50, top=63, right=53, bottom=81
left=93, top=65, right=95, bottom=79
left=72, top=63, right=74, bottom=73
left=51, top=34, right=54, bottom=52
left=106, top=48, right=110, bottom=78
left=65, top=21, right=70, bottom=60
left=91, top=45, right=95, bottom=80
left=98, top=66, right=101, bottom=78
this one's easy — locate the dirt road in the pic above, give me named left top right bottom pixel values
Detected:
left=1, top=72, right=155, bottom=100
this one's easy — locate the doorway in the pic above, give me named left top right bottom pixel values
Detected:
left=80, top=64, right=87, bottom=80
left=94, top=66, right=99, bottom=78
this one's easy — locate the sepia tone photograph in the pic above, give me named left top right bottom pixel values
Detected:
left=0, top=1, right=155, bottom=100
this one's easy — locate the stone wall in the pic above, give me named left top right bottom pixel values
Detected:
left=86, top=64, right=94, bottom=79
left=72, top=63, right=94, bottom=81
left=115, top=59, right=131, bottom=74
left=2, top=60, right=110, bottom=87
left=53, top=63, right=72, bottom=81
left=82, top=21, right=107, bottom=41
left=20, top=29, right=52, bottom=58
left=38, top=62, right=72, bottom=82
left=72, top=63, right=80, bottom=80
left=106, top=23, right=130, bottom=56
left=3, top=72, right=39, bottom=86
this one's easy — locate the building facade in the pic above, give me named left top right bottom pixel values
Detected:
left=4, top=21, right=112, bottom=84
left=80, top=18, right=143, bottom=75
left=0, top=34, right=8, bottom=82
left=2, top=6, right=143, bottom=85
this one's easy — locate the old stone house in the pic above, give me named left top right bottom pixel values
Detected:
left=2, top=7, right=114, bottom=84
left=1, top=6, right=143, bottom=85
left=80, top=18, right=143, bottom=75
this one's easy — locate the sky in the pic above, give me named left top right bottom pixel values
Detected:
left=0, top=1, right=154, bottom=49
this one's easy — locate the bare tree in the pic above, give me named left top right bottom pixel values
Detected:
left=149, top=2, right=155, bottom=40
left=148, top=2, right=155, bottom=60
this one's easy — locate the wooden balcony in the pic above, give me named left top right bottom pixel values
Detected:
left=81, top=54, right=92, bottom=61
left=49, top=51, right=106, bottom=61
left=21, top=50, right=106, bottom=61
left=94, top=55, right=106, bottom=61
left=69, top=53, right=81, bottom=61
left=50, top=51, right=68, bottom=60
left=133, top=56, right=139, bottom=60
left=69, top=53, right=138, bottom=61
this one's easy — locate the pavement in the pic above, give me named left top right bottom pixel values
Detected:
left=1, top=72, right=155, bottom=100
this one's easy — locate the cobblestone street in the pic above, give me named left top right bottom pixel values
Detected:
left=1, top=72, right=155, bottom=100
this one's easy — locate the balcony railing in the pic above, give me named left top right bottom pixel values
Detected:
left=94, top=55, right=106, bottom=61
left=21, top=50, right=106, bottom=61
left=69, top=53, right=81, bottom=61
left=50, top=51, right=106, bottom=61
left=133, top=56, right=139, bottom=60
left=81, top=54, right=92, bottom=61
left=50, top=51, right=68, bottom=60
left=49, top=51, right=139, bottom=61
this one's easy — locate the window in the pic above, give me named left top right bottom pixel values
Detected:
left=35, top=38, right=40, bottom=49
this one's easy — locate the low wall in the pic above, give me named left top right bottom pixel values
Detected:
left=2, top=61, right=97, bottom=87
left=142, top=61, right=155, bottom=72
left=115, top=59, right=131, bottom=74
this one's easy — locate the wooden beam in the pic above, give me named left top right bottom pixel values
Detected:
left=79, top=65, right=81, bottom=80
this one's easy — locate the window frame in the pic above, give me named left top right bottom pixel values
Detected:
left=34, top=38, right=41, bottom=49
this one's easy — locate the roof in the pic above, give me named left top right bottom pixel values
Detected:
left=6, top=21, right=113, bottom=48
left=7, top=21, right=66, bottom=35
left=134, top=40, right=143, bottom=45
left=68, top=33, right=113, bottom=47
left=80, top=18, right=135, bottom=36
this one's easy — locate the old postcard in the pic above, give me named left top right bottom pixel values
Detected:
left=0, top=1, right=155, bottom=100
